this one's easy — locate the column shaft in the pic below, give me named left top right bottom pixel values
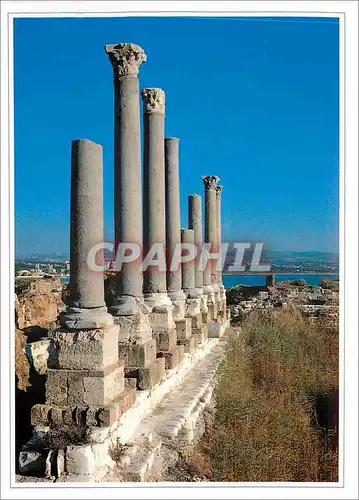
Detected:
left=202, top=175, right=220, bottom=291
left=188, top=194, right=204, bottom=290
left=60, top=139, right=112, bottom=329
left=165, top=138, right=185, bottom=298
left=216, top=185, right=223, bottom=286
left=105, top=43, right=146, bottom=315
left=181, top=229, right=196, bottom=294
left=142, top=88, right=170, bottom=307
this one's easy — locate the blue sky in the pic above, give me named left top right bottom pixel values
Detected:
left=14, top=16, right=339, bottom=256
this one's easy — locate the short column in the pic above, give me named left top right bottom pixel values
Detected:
left=188, top=194, right=207, bottom=313
left=181, top=229, right=196, bottom=297
left=105, top=43, right=146, bottom=316
left=142, top=88, right=171, bottom=309
left=165, top=137, right=186, bottom=320
left=60, top=139, right=113, bottom=329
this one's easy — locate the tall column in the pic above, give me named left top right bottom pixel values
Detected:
left=142, top=88, right=171, bottom=309
left=105, top=43, right=146, bottom=316
left=216, top=185, right=224, bottom=288
left=202, top=175, right=220, bottom=297
left=165, top=137, right=186, bottom=318
left=60, top=139, right=113, bottom=329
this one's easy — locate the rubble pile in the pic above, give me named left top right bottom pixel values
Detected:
left=227, top=279, right=339, bottom=325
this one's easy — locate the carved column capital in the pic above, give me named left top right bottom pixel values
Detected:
left=105, top=43, right=147, bottom=78
left=141, top=88, right=165, bottom=114
left=201, top=175, right=220, bottom=191
left=216, top=185, right=223, bottom=197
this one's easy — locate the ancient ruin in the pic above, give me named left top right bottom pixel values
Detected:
left=18, top=42, right=230, bottom=481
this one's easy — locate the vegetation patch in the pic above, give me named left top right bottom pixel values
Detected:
left=186, top=306, right=339, bottom=482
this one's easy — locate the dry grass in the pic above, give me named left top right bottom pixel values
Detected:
left=188, top=305, right=339, bottom=482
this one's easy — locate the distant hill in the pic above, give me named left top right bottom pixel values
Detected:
left=263, top=250, right=339, bottom=264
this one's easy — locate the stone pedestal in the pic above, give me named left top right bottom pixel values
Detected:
left=105, top=43, right=146, bottom=316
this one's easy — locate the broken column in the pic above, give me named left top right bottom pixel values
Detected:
left=60, top=140, right=113, bottom=329
left=106, top=44, right=163, bottom=390
left=23, top=140, right=134, bottom=476
left=202, top=175, right=220, bottom=321
left=165, top=138, right=192, bottom=349
left=142, top=89, right=181, bottom=370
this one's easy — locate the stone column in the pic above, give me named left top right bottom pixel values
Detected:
left=60, top=139, right=113, bottom=329
left=25, top=140, right=133, bottom=475
left=202, top=175, right=220, bottom=296
left=105, top=43, right=146, bottom=316
left=188, top=194, right=207, bottom=313
left=142, top=88, right=171, bottom=309
left=216, top=185, right=225, bottom=288
left=165, top=137, right=186, bottom=319
left=181, top=229, right=196, bottom=297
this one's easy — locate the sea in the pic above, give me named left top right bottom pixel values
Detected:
left=222, top=273, right=339, bottom=288
left=60, top=274, right=339, bottom=287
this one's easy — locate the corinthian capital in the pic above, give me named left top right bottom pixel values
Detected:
left=216, top=185, right=223, bottom=197
left=141, top=88, right=165, bottom=114
left=105, top=43, right=147, bottom=78
left=201, top=175, right=220, bottom=190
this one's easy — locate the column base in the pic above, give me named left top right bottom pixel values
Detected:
left=184, top=297, right=201, bottom=317
left=59, top=307, right=114, bottom=330
left=167, top=290, right=186, bottom=320
left=203, top=284, right=215, bottom=304
left=110, top=295, right=144, bottom=316
left=144, top=292, right=172, bottom=310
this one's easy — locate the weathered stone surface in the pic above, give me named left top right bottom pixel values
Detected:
left=178, top=335, right=197, bottom=355
left=175, top=318, right=192, bottom=340
left=202, top=309, right=212, bottom=324
left=105, top=43, right=146, bottom=77
left=118, top=338, right=156, bottom=368
left=19, top=450, right=47, bottom=476
left=46, top=364, right=124, bottom=406
left=31, top=404, right=52, bottom=427
left=207, top=302, right=218, bottom=320
left=191, top=313, right=203, bottom=332
left=193, top=325, right=208, bottom=345
left=184, top=297, right=201, bottom=317
left=124, top=377, right=137, bottom=389
left=155, top=328, right=177, bottom=353
left=158, top=345, right=184, bottom=370
left=115, top=312, right=152, bottom=343
left=66, top=444, right=96, bottom=475
left=137, top=358, right=166, bottom=390
left=52, top=326, right=119, bottom=371
left=149, top=307, right=175, bottom=333
left=15, top=281, right=64, bottom=331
